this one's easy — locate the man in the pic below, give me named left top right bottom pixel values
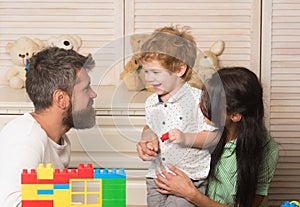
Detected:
left=0, top=47, right=97, bottom=207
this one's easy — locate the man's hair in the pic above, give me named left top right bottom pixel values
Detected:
left=26, top=47, right=95, bottom=112
left=134, top=25, right=197, bottom=81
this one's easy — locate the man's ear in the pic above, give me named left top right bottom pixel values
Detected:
left=177, top=64, right=187, bottom=77
left=230, top=112, right=242, bottom=123
left=53, top=89, right=70, bottom=110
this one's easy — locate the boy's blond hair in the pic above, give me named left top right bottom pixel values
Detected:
left=135, top=25, right=197, bottom=81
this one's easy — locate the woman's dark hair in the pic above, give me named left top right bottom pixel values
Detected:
left=201, top=67, right=268, bottom=207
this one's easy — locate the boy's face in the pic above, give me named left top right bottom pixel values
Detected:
left=142, top=59, right=184, bottom=99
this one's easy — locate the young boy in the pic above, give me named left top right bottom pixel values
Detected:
left=135, top=26, right=218, bottom=207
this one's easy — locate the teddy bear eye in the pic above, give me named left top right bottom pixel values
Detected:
left=64, top=41, right=70, bottom=46
left=26, top=53, right=29, bottom=56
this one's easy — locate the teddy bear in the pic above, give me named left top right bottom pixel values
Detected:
left=5, top=36, right=43, bottom=89
left=188, top=40, right=225, bottom=89
left=120, top=33, right=154, bottom=91
left=47, top=34, right=82, bottom=51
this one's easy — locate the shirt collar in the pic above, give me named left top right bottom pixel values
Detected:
left=223, top=139, right=237, bottom=156
left=157, top=82, right=190, bottom=103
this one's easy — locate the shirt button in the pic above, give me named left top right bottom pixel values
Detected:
left=162, top=121, right=165, bottom=125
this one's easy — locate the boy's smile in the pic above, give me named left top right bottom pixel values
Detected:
left=142, top=59, right=185, bottom=102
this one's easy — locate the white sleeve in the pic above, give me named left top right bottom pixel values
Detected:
left=0, top=125, right=46, bottom=207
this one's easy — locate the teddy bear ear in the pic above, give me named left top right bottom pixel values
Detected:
left=6, top=42, right=13, bottom=53
left=33, top=38, right=43, bottom=49
left=47, top=36, right=59, bottom=47
left=130, top=34, right=149, bottom=52
left=72, top=35, right=82, bottom=47
left=210, top=40, right=225, bottom=56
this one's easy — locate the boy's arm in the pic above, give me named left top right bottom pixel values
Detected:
left=169, top=129, right=221, bottom=148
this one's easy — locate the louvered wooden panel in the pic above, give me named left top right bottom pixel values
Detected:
left=125, top=0, right=261, bottom=75
left=0, top=0, right=123, bottom=86
left=262, top=0, right=300, bottom=206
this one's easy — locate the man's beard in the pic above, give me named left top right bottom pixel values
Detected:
left=63, top=101, right=96, bottom=130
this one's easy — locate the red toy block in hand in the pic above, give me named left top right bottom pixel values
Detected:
left=160, top=132, right=169, bottom=142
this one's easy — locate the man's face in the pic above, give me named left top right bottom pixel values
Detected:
left=64, top=69, right=97, bottom=129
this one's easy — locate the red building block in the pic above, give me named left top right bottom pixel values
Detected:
left=22, top=200, right=53, bottom=207
left=160, top=132, right=169, bottom=142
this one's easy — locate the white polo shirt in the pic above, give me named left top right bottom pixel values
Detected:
left=145, top=83, right=215, bottom=180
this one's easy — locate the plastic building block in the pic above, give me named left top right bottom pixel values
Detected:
left=160, top=132, right=169, bottom=142
left=77, top=163, right=94, bottom=178
left=281, top=201, right=300, bottom=207
left=22, top=200, right=53, bottom=207
left=94, top=168, right=126, bottom=179
left=21, top=163, right=126, bottom=207
left=37, top=163, right=54, bottom=180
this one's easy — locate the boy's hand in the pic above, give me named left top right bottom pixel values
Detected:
left=136, top=126, right=159, bottom=161
left=169, top=129, right=186, bottom=145
left=136, top=139, right=159, bottom=161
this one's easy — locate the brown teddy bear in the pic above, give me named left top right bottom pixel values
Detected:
left=120, top=34, right=154, bottom=91
left=188, top=40, right=225, bottom=89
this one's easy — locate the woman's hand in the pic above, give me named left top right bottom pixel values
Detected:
left=154, top=165, right=198, bottom=199
left=154, top=165, right=233, bottom=207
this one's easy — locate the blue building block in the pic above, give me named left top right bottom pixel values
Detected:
left=281, top=201, right=300, bottom=207
left=94, top=168, right=126, bottom=179
left=53, top=184, right=70, bottom=189
left=37, top=189, right=54, bottom=195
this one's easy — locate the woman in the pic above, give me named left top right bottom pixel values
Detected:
left=151, top=67, right=279, bottom=207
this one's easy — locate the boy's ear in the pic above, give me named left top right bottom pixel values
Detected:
left=177, top=64, right=187, bottom=77
left=53, top=89, right=70, bottom=110
left=230, top=112, right=242, bottom=123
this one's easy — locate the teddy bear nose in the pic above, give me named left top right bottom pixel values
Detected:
left=63, top=41, right=70, bottom=46
left=19, top=54, right=25, bottom=58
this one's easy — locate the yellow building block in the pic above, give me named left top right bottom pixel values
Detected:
left=37, top=163, right=54, bottom=180
left=54, top=189, right=70, bottom=207
left=22, top=184, right=54, bottom=200
left=70, top=179, right=102, bottom=207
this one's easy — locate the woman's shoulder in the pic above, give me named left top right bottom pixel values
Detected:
left=265, top=137, right=279, bottom=156
left=262, top=136, right=279, bottom=170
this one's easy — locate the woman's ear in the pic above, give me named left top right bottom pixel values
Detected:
left=230, top=112, right=242, bottom=123
left=53, top=89, right=70, bottom=110
left=177, top=64, right=187, bottom=78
